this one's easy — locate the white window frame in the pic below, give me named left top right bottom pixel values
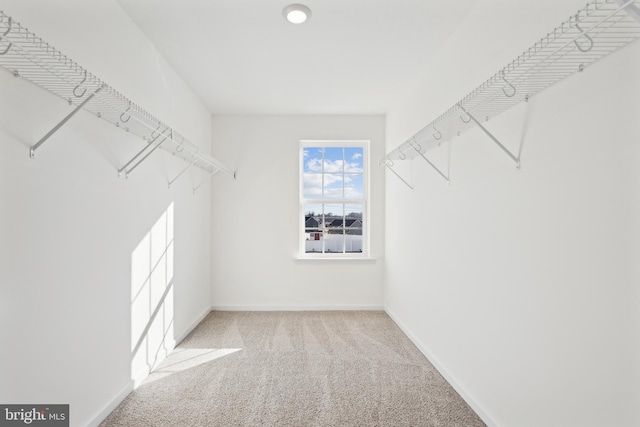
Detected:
left=299, top=140, right=370, bottom=259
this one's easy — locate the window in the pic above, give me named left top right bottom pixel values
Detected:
left=300, top=140, right=369, bottom=257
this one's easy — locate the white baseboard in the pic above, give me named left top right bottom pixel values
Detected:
left=85, top=381, right=134, bottom=427
left=211, top=305, right=384, bottom=311
left=175, top=304, right=214, bottom=345
left=384, top=307, right=500, bottom=427
left=131, top=365, right=150, bottom=389
left=85, top=306, right=213, bottom=427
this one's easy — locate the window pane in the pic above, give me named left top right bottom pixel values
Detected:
left=344, top=173, right=363, bottom=199
left=344, top=233, right=362, bottom=253
left=323, top=203, right=344, bottom=228
left=345, top=204, right=363, bottom=234
left=304, top=204, right=323, bottom=253
left=302, top=173, right=323, bottom=198
left=324, top=203, right=344, bottom=221
left=324, top=230, right=345, bottom=254
left=323, top=204, right=344, bottom=254
left=345, top=204, right=363, bottom=253
left=323, top=147, right=343, bottom=173
left=305, top=236, right=323, bottom=253
left=304, top=203, right=322, bottom=228
left=325, top=204, right=343, bottom=254
left=303, top=147, right=323, bottom=173
left=345, top=204, right=363, bottom=221
left=345, top=147, right=364, bottom=172
left=323, top=174, right=343, bottom=199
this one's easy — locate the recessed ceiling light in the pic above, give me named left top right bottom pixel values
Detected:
left=283, top=4, right=312, bottom=24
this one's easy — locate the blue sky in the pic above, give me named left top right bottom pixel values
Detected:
left=303, top=147, right=364, bottom=200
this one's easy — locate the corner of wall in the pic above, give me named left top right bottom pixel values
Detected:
left=384, top=307, right=501, bottom=427
left=85, top=382, right=134, bottom=427
left=175, top=305, right=214, bottom=345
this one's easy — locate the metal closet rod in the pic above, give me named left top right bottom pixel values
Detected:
left=0, top=10, right=234, bottom=184
left=381, top=0, right=640, bottom=181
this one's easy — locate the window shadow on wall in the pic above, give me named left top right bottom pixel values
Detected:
left=130, top=203, right=175, bottom=387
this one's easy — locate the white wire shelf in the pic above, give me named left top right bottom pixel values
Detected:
left=0, top=10, right=234, bottom=183
left=380, top=0, right=640, bottom=182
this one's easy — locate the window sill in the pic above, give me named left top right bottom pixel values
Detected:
left=295, top=256, right=378, bottom=263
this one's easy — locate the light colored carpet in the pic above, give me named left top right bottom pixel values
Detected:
left=101, top=311, right=485, bottom=426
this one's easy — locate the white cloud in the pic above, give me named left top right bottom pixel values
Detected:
left=302, top=174, right=323, bottom=197
left=305, top=149, right=364, bottom=172
left=305, top=158, right=322, bottom=172
left=303, top=153, right=363, bottom=199
left=324, top=160, right=343, bottom=173
left=344, top=186, right=363, bottom=199
left=303, top=173, right=363, bottom=200
left=344, top=161, right=362, bottom=173
left=303, top=174, right=344, bottom=198
left=305, top=159, right=363, bottom=173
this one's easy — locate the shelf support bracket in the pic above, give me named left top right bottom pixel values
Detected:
left=382, top=159, right=413, bottom=190
left=458, top=104, right=520, bottom=169
left=117, top=133, right=160, bottom=176
left=409, top=140, right=450, bottom=185
left=30, top=86, right=103, bottom=158
left=193, top=169, right=219, bottom=194
left=614, top=0, right=640, bottom=23
left=123, top=130, right=172, bottom=177
left=168, top=153, right=200, bottom=188
left=117, top=129, right=169, bottom=177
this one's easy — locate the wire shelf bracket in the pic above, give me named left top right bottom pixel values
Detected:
left=30, top=85, right=103, bottom=158
left=381, top=159, right=413, bottom=190
left=0, top=11, right=235, bottom=183
left=458, top=104, right=520, bottom=169
left=121, top=130, right=172, bottom=178
left=408, top=139, right=451, bottom=184
left=168, top=153, right=200, bottom=189
left=380, top=0, right=640, bottom=185
left=193, top=169, right=219, bottom=194
left=117, top=131, right=164, bottom=177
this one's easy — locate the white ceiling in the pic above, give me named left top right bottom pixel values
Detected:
left=116, top=0, right=483, bottom=115
left=116, top=0, right=589, bottom=116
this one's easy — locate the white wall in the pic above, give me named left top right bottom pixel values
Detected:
left=211, top=115, right=385, bottom=309
left=384, top=1, right=640, bottom=426
left=0, top=1, right=214, bottom=426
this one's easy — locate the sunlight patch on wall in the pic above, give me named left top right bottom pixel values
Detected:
left=130, top=203, right=175, bottom=387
